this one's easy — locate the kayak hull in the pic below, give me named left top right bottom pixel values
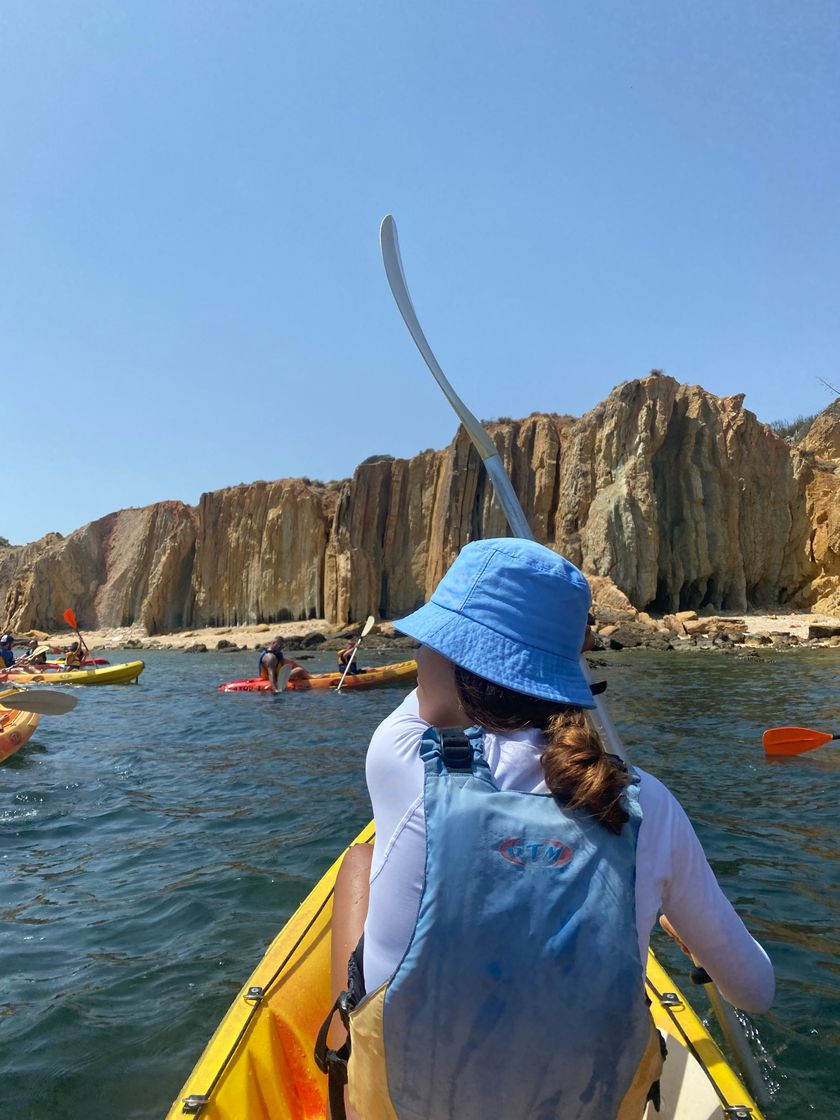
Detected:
left=165, top=823, right=766, bottom=1120
left=1, top=660, right=145, bottom=686
left=0, top=702, right=40, bottom=762
left=218, top=659, right=418, bottom=693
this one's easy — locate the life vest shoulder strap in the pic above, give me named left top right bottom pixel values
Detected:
left=419, top=725, right=493, bottom=782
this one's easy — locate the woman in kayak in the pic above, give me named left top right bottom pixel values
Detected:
left=338, top=639, right=364, bottom=675
left=325, top=537, right=775, bottom=1120
left=64, top=640, right=89, bottom=670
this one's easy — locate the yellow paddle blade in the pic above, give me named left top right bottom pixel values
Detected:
left=762, top=726, right=836, bottom=756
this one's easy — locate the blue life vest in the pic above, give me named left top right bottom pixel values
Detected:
left=0, top=648, right=14, bottom=668
left=346, top=726, right=661, bottom=1120
left=258, top=648, right=284, bottom=678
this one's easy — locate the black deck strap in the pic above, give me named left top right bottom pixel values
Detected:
left=646, top=1030, right=669, bottom=1112
left=590, top=679, right=608, bottom=695
left=314, top=936, right=366, bottom=1120
left=439, top=728, right=472, bottom=771
left=314, top=994, right=351, bottom=1120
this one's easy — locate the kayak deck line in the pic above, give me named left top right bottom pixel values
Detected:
left=165, top=823, right=766, bottom=1120
left=646, top=960, right=762, bottom=1119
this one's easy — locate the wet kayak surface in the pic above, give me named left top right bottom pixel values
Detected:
left=1, top=647, right=838, bottom=1118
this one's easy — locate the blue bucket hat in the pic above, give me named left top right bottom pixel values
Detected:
left=394, top=538, right=595, bottom=708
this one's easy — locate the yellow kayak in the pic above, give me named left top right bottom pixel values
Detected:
left=0, top=701, right=40, bottom=762
left=0, top=660, right=145, bottom=686
left=166, top=823, right=766, bottom=1120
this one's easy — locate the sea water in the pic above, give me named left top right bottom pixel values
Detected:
left=1, top=647, right=838, bottom=1118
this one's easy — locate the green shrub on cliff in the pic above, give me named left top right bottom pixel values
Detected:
left=770, top=414, right=815, bottom=443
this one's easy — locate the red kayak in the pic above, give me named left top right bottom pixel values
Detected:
left=219, top=660, right=417, bottom=692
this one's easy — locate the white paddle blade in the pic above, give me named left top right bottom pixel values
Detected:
left=362, top=615, right=376, bottom=637
left=275, top=664, right=294, bottom=692
left=380, top=216, right=497, bottom=462
left=0, top=689, right=78, bottom=715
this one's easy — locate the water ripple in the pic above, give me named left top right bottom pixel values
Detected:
left=1, top=647, right=838, bottom=1117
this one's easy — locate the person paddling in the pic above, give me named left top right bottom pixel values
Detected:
left=23, top=638, right=48, bottom=667
left=258, top=637, right=309, bottom=692
left=337, top=640, right=364, bottom=676
left=64, top=639, right=89, bottom=670
left=324, top=537, right=774, bottom=1120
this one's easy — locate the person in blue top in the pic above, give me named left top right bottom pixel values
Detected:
left=322, top=537, right=774, bottom=1120
left=258, top=636, right=309, bottom=691
left=0, top=634, right=15, bottom=669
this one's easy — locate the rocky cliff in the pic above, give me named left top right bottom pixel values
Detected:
left=1, top=375, right=836, bottom=632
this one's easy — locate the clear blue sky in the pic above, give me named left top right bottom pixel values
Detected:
left=1, top=1, right=837, bottom=545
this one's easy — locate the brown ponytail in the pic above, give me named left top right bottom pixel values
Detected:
left=453, top=665, right=630, bottom=834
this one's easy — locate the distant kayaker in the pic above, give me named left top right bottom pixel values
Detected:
left=64, top=640, right=89, bottom=670
left=258, top=637, right=309, bottom=691
left=0, top=634, right=15, bottom=669
left=324, top=538, right=775, bottom=1120
left=337, top=639, right=363, bottom=675
left=21, top=638, right=47, bottom=667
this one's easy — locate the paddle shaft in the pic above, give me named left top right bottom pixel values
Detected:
left=336, top=643, right=361, bottom=691
left=336, top=616, right=375, bottom=693
left=380, top=213, right=766, bottom=1102
left=380, top=216, right=624, bottom=758
left=64, top=608, right=93, bottom=665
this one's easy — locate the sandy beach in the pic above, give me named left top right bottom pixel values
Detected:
left=14, top=607, right=840, bottom=654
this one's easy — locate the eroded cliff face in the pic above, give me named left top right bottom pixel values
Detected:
left=190, top=479, right=340, bottom=626
left=797, top=404, right=840, bottom=614
left=2, top=503, right=197, bottom=633
left=556, top=378, right=810, bottom=611
left=0, top=376, right=834, bottom=632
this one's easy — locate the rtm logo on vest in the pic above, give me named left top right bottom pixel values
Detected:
left=498, top=838, right=573, bottom=868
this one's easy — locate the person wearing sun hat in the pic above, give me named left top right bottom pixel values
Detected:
left=322, top=538, right=774, bottom=1120
left=394, top=537, right=596, bottom=707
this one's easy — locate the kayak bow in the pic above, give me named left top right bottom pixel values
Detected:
left=166, top=825, right=766, bottom=1120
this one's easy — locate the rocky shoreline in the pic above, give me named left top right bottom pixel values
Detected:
left=20, top=601, right=840, bottom=658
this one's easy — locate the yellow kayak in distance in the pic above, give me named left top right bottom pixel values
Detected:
left=165, top=823, right=767, bottom=1120
left=0, top=660, right=145, bottom=686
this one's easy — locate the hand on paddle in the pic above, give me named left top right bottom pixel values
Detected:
left=336, top=616, right=375, bottom=692
left=64, top=608, right=92, bottom=666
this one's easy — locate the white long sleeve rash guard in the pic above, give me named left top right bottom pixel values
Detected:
left=362, top=690, right=775, bottom=1014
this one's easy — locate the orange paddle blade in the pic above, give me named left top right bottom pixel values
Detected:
left=64, top=608, right=78, bottom=629
left=762, top=726, right=836, bottom=757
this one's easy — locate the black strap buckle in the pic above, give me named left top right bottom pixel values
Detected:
left=440, top=728, right=472, bottom=770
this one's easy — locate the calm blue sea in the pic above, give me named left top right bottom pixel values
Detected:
left=1, top=647, right=838, bottom=1118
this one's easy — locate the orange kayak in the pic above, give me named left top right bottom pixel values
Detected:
left=218, top=659, right=417, bottom=693
left=0, top=702, right=40, bottom=763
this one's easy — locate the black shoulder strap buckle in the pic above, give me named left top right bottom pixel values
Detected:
left=439, top=728, right=472, bottom=771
